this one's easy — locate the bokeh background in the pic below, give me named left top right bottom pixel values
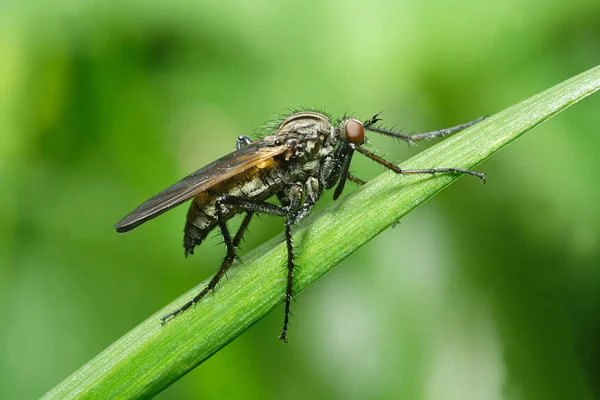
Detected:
left=1, top=0, right=600, bottom=399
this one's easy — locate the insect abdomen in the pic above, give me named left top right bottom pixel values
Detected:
left=183, top=160, right=286, bottom=256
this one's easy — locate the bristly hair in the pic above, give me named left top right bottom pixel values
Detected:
left=252, top=107, right=333, bottom=139
left=334, top=111, right=357, bottom=126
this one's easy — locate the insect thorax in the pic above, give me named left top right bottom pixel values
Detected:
left=184, top=112, right=339, bottom=255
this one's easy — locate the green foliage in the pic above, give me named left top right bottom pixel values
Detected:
left=3, top=2, right=600, bottom=400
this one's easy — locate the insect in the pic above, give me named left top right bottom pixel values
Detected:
left=114, top=110, right=486, bottom=342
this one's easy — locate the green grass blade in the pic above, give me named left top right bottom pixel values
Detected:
left=44, top=65, right=600, bottom=399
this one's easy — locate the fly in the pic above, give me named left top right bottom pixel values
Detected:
left=114, top=110, right=486, bottom=342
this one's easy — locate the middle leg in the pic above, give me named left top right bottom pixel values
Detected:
left=278, top=221, right=295, bottom=343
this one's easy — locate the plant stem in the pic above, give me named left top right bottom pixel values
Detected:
left=44, top=65, right=600, bottom=399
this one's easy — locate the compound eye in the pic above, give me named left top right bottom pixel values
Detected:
left=344, top=119, right=365, bottom=144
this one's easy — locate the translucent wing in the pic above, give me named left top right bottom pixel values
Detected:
left=114, top=140, right=288, bottom=233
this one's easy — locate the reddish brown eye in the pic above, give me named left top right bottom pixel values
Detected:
left=344, top=119, right=365, bottom=144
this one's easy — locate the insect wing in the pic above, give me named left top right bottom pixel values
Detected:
left=114, top=140, right=288, bottom=233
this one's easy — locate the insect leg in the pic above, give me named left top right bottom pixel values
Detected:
left=352, top=144, right=486, bottom=183
left=279, top=220, right=295, bottom=343
left=347, top=173, right=366, bottom=186
left=161, top=198, right=288, bottom=325
left=321, top=144, right=351, bottom=189
left=278, top=183, right=304, bottom=343
left=236, top=135, right=253, bottom=150
left=288, top=178, right=320, bottom=225
left=233, top=212, right=253, bottom=248
left=333, top=146, right=355, bottom=200
left=409, top=116, right=487, bottom=141
left=321, top=145, right=365, bottom=198
left=363, top=114, right=487, bottom=143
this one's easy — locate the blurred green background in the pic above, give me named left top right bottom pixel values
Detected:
left=1, top=0, right=600, bottom=399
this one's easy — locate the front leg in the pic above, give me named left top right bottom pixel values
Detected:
left=363, top=114, right=487, bottom=143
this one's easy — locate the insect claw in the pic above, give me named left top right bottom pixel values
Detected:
left=372, top=111, right=383, bottom=123
left=363, top=111, right=383, bottom=128
left=160, top=312, right=175, bottom=326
